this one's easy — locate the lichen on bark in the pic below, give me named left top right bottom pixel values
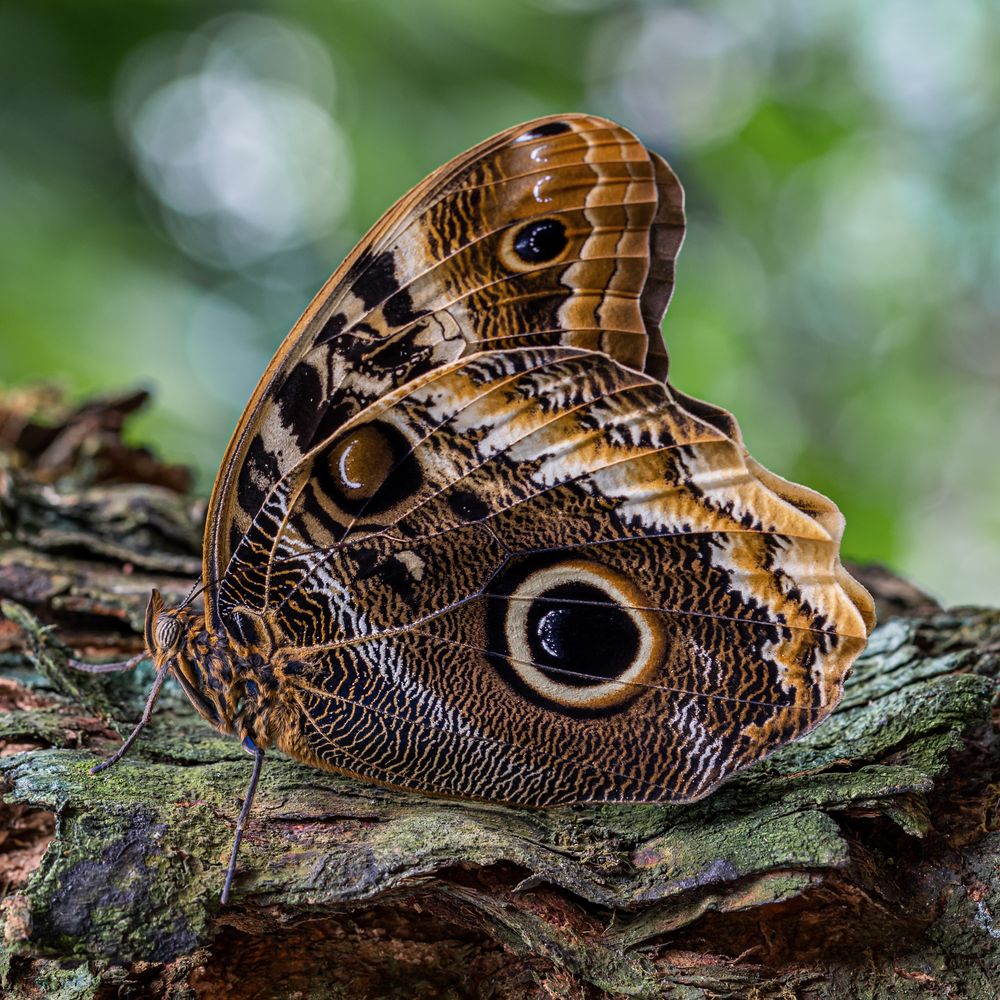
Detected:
left=0, top=389, right=998, bottom=999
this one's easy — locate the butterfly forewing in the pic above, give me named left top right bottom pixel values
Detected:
left=200, top=114, right=873, bottom=808
left=204, top=115, right=685, bottom=614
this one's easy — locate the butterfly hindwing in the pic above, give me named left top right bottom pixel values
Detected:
left=216, top=347, right=870, bottom=804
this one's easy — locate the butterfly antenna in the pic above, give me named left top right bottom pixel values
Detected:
left=68, top=650, right=147, bottom=674
left=177, top=575, right=211, bottom=610
left=90, top=660, right=171, bottom=775
left=179, top=569, right=230, bottom=611
left=221, top=743, right=266, bottom=904
left=177, top=576, right=202, bottom=609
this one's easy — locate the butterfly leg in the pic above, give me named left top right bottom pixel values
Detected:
left=221, top=739, right=265, bottom=904
left=90, top=660, right=171, bottom=775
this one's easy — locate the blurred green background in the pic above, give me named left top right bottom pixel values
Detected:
left=1, top=0, right=997, bottom=605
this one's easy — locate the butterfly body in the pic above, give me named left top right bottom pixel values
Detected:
left=86, top=114, right=874, bottom=896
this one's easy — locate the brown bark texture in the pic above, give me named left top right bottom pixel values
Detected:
left=0, top=388, right=997, bottom=999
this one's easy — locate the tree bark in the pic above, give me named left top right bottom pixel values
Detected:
left=0, top=389, right=997, bottom=999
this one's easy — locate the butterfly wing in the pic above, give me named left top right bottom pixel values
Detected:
left=203, top=113, right=873, bottom=803
left=203, top=115, right=685, bottom=623
left=217, top=346, right=873, bottom=804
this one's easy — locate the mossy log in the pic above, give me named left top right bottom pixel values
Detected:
left=0, top=390, right=998, bottom=999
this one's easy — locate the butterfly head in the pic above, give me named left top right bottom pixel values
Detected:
left=140, top=587, right=244, bottom=737
left=143, top=588, right=184, bottom=659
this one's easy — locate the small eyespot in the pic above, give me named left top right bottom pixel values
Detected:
left=317, top=420, right=423, bottom=517
left=514, top=121, right=572, bottom=142
left=446, top=489, right=490, bottom=523
left=512, top=219, right=568, bottom=264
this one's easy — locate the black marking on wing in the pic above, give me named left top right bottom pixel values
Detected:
left=316, top=311, right=348, bottom=345
left=278, top=363, right=324, bottom=451
left=349, top=250, right=399, bottom=310
left=383, top=288, right=429, bottom=329
left=517, top=121, right=571, bottom=140
left=236, top=435, right=281, bottom=527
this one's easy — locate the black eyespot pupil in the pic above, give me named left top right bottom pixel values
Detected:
left=526, top=583, right=639, bottom=687
left=513, top=219, right=568, bottom=264
left=447, top=489, right=490, bottom=523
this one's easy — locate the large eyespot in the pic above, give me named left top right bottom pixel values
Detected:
left=487, top=557, right=666, bottom=713
left=513, top=219, right=568, bottom=263
left=316, top=420, right=422, bottom=517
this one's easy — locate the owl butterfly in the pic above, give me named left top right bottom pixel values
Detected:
left=73, top=114, right=875, bottom=903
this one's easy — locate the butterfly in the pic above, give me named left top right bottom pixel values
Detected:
left=71, top=114, right=875, bottom=903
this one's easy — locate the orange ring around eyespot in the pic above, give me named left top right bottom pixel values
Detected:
left=503, top=558, right=666, bottom=710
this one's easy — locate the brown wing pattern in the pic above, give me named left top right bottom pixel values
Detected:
left=215, top=347, right=873, bottom=805
left=203, top=115, right=685, bottom=624
left=199, top=114, right=873, bottom=806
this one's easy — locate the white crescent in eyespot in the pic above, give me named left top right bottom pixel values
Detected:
left=338, top=439, right=364, bottom=491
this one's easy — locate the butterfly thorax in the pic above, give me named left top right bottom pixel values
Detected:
left=145, top=590, right=278, bottom=749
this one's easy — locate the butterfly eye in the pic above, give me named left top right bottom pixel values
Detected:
left=154, top=614, right=181, bottom=651
left=319, top=420, right=422, bottom=516
left=488, top=557, right=667, bottom=713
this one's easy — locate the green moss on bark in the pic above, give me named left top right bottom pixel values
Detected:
left=2, top=600, right=998, bottom=998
